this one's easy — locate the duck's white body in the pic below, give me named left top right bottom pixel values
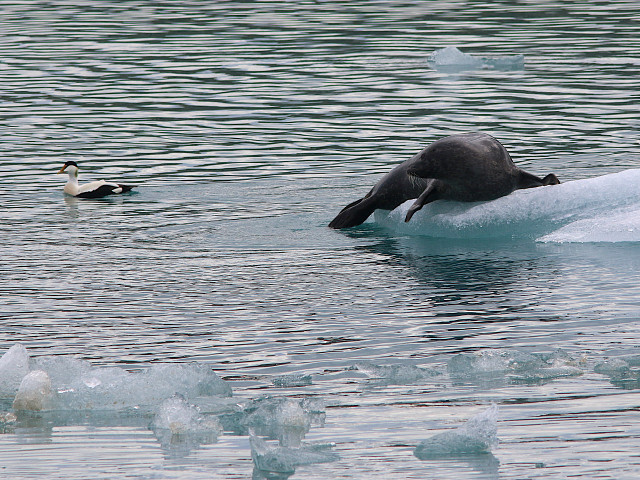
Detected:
left=58, top=162, right=136, bottom=198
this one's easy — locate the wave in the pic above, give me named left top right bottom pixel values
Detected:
left=374, top=169, right=640, bottom=243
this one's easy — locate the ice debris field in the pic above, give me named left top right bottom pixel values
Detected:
left=376, top=169, right=640, bottom=242
left=2, top=344, right=639, bottom=476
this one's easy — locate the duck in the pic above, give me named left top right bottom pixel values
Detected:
left=57, top=161, right=136, bottom=198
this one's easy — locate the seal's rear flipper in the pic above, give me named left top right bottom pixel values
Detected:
left=517, top=171, right=560, bottom=189
left=329, top=197, right=378, bottom=229
left=541, top=173, right=560, bottom=185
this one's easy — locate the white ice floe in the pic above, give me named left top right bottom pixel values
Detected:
left=414, top=404, right=498, bottom=459
left=375, top=169, right=640, bottom=243
left=0, top=344, right=232, bottom=412
left=428, top=46, right=524, bottom=72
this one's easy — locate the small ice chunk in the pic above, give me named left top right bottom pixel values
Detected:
left=429, top=46, right=482, bottom=69
left=414, top=405, right=498, bottom=459
left=242, top=396, right=326, bottom=447
left=272, top=373, right=312, bottom=387
left=0, top=344, right=30, bottom=395
left=354, top=362, right=439, bottom=385
left=250, top=435, right=338, bottom=474
left=153, top=395, right=222, bottom=435
left=13, top=370, right=53, bottom=411
left=448, top=349, right=583, bottom=383
left=428, top=46, right=524, bottom=72
left=594, top=358, right=630, bottom=377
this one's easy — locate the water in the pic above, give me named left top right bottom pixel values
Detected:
left=1, top=1, right=639, bottom=478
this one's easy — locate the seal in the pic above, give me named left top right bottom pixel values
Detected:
left=328, top=133, right=559, bottom=229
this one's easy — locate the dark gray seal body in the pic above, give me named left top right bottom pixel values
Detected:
left=329, top=133, right=559, bottom=229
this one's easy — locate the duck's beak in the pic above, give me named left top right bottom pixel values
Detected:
left=57, top=165, right=67, bottom=174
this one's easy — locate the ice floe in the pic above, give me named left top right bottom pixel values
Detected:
left=353, top=362, right=440, bottom=385
left=428, top=46, right=524, bottom=72
left=272, top=373, right=313, bottom=387
left=0, top=344, right=231, bottom=412
left=242, top=396, right=326, bottom=447
left=414, top=404, right=498, bottom=459
left=448, top=349, right=584, bottom=384
left=375, top=169, right=640, bottom=243
left=250, top=435, right=338, bottom=477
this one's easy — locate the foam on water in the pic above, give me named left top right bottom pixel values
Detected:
left=375, top=169, right=640, bottom=242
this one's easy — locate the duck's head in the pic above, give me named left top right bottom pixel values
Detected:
left=57, top=161, right=79, bottom=177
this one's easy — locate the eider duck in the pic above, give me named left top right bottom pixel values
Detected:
left=57, top=161, right=136, bottom=198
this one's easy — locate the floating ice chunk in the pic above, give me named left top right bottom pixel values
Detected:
left=429, top=46, right=482, bottom=69
left=0, top=344, right=30, bottom=395
left=594, top=358, right=630, bottom=377
left=250, top=435, right=338, bottom=475
left=272, top=373, right=312, bottom=387
left=13, top=370, right=53, bottom=411
left=354, top=362, right=439, bottom=385
left=242, top=396, right=326, bottom=447
left=375, top=169, right=640, bottom=242
left=25, top=358, right=231, bottom=411
left=414, top=405, right=498, bottom=459
left=153, top=395, right=222, bottom=435
left=428, top=46, right=524, bottom=72
left=448, top=349, right=583, bottom=383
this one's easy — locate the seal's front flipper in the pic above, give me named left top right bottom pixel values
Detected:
left=329, top=196, right=378, bottom=229
left=405, top=181, right=438, bottom=222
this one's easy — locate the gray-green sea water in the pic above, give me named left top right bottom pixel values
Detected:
left=1, top=1, right=639, bottom=479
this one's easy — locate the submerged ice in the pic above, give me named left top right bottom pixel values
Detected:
left=375, top=169, right=640, bottom=243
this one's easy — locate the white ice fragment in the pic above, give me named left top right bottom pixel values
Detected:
left=355, top=362, right=439, bottom=384
left=428, top=46, right=524, bottom=72
left=272, top=373, right=312, bottom=387
left=153, top=395, right=222, bottom=435
left=243, top=396, right=325, bottom=447
left=414, top=405, right=498, bottom=459
left=250, top=435, right=338, bottom=474
left=594, top=358, right=631, bottom=377
left=13, top=370, right=53, bottom=411
left=448, top=349, right=583, bottom=383
left=0, top=344, right=30, bottom=395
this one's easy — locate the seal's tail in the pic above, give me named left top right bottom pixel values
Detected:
left=328, top=197, right=377, bottom=229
